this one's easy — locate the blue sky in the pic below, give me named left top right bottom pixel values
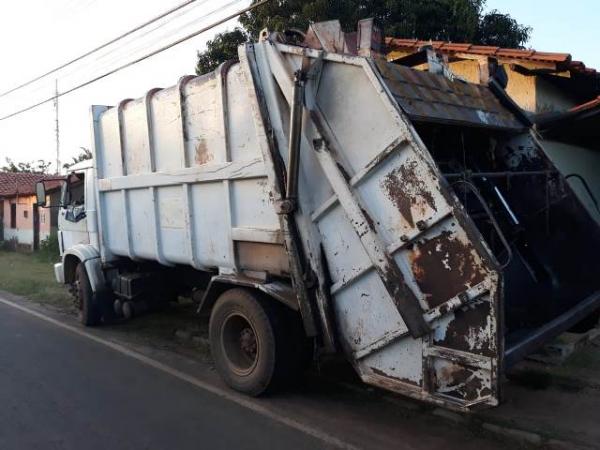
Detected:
left=485, top=0, right=599, bottom=69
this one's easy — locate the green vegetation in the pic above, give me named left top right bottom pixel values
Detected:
left=1, top=157, right=53, bottom=174
left=196, top=0, right=531, bottom=75
left=0, top=249, right=210, bottom=358
left=63, top=147, right=92, bottom=170
left=0, top=250, right=71, bottom=308
left=195, top=28, right=247, bottom=76
left=36, top=232, right=61, bottom=263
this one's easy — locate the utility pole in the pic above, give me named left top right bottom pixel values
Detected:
left=54, top=79, right=60, bottom=174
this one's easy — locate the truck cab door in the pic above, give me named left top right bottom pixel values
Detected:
left=59, top=172, right=89, bottom=253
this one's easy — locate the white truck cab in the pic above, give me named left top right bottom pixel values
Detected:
left=40, top=160, right=104, bottom=297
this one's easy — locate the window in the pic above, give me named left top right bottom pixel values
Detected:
left=10, top=204, right=16, bottom=228
left=24, top=210, right=28, bottom=219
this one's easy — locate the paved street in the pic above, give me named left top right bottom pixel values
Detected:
left=0, top=300, right=323, bottom=450
left=0, top=294, right=527, bottom=450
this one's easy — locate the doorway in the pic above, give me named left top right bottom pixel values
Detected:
left=33, top=204, right=40, bottom=251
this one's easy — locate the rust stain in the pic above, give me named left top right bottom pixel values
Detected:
left=410, top=231, right=485, bottom=308
left=381, top=160, right=437, bottom=228
left=195, top=139, right=213, bottom=165
left=360, top=206, right=377, bottom=231
left=371, top=367, right=419, bottom=386
left=437, top=363, right=484, bottom=402
left=435, top=303, right=495, bottom=357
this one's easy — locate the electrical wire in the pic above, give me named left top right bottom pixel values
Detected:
left=0, top=0, right=213, bottom=111
left=0, top=0, right=199, bottom=99
left=0, top=0, right=236, bottom=114
left=0, top=0, right=271, bottom=122
left=38, top=0, right=214, bottom=90
left=80, top=0, right=234, bottom=80
left=2, top=0, right=244, bottom=108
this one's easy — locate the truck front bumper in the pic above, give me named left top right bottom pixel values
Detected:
left=54, top=263, right=65, bottom=284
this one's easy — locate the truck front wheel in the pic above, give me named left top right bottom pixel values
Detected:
left=209, top=288, right=296, bottom=396
left=75, top=263, right=101, bottom=326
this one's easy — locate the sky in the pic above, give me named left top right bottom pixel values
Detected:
left=0, top=0, right=597, bottom=173
left=485, top=0, right=599, bottom=69
left=0, top=0, right=251, bottom=173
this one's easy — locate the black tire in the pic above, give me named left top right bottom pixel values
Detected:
left=75, top=263, right=101, bottom=326
left=209, top=288, right=302, bottom=396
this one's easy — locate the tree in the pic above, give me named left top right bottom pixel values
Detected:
left=238, top=0, right=357, bottom=39
left=195, top=28, right=248, bottom=75
left=63, top=147, right=92, bottom=170
left=196, top=0, right=531, bottom=74
left=475, top=10, right=532, bottom=48
left=1, top=158, right=52, bottom=174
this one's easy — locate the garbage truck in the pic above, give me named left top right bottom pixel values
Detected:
left=37, top=20, right=600, bottom=411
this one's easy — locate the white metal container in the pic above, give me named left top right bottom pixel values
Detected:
left=89, top=37, right=505, bottom=410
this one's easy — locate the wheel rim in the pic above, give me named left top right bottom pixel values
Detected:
left=220, top=313, right=259, bottom=376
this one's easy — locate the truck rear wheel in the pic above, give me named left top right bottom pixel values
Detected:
left=209, top=288, right=297, bottom=396
left=75, top=263, right=101, bottom=326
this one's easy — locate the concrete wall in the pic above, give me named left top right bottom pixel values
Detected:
left=2, top=195, right=36, bottom=248
left=504, top=67, right=538, bottom=112
left=447, top=60, right=481, bottom=83
left=543, top=140, right=600, bottom=224
left=1, top=191, right=61, bottom=248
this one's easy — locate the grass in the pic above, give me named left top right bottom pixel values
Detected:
left=36, top=231, right=61, bottom=264
left=0, top=249, right=72, bottom=309
left=0, top=248, right=210, bottom=357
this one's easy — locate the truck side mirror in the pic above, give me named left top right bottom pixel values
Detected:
left=35, top=182, right=47, bottom=207
left=60, top=180, right=71, bottom=206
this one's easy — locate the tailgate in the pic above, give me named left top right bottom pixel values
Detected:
left=245, top=42, right=503, bottom=410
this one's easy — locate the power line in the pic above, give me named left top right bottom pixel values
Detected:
left=0, top=0, right=270, bottom=122
left=39, top=0, right=213, bottom=91
left=0, top=1, right=209, bottom=115
left=2, top=0, right=230, bottom=114
left=74, top=0, right=218, bottom=81
left=0, top=0, right=199, bottom=99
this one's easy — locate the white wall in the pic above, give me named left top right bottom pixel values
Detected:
left=3, top=227, right=34, bottom=246
left=544, top=140, right=600, bottom=224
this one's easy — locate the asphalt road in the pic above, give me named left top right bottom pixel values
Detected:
left=0, top=300, right=324, bottom=450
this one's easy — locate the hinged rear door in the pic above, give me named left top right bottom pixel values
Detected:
left=245, top=42, right=503, bottom=410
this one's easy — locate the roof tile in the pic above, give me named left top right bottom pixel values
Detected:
left=0, top=173, right=64, bottom=197
left=570, top=95, right=600, bottom=113
left=385, top=37, right=593, bottom=74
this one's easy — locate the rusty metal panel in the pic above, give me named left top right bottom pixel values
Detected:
left=376, top=60, right=525, bottom=131
left=304, top=20, right=355, bottom=55
left=236, top=241, right=289, bottom=275
left=248, top=41, right=502, bottom=410
left=408, top=228, right=487, bottom=309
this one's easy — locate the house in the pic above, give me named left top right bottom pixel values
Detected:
left=0, top=173, right=63, bottom=250
left=386, top=38, right=600, bottom=223
left=385, top=38, right=599, bottom=113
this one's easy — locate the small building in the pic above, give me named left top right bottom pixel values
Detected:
left=385, top=38, right=599, bottom=113
left=0, top=173, right=63, bottom=251
left=386, top=39, right=600, bottom=223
